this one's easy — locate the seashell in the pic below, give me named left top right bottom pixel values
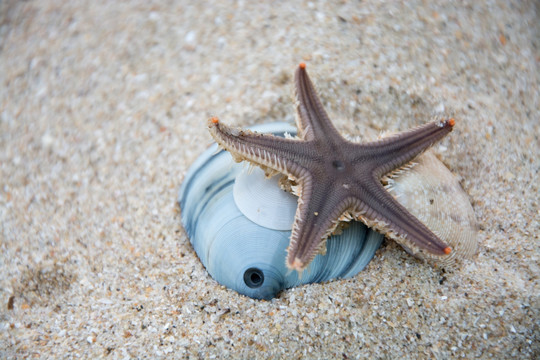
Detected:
left=384, top=150, right=478, bottom=266
left=179, top=123, right=383, bottom=300
left=233, top=167, right=297, bottom=231
left=179, top=122, right=477, bottom=299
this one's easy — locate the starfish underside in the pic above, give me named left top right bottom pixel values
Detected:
left=208, top=63, right=455, bottom=271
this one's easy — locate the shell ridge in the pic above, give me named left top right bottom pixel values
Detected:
left=337, top=222, right=369, bottom=278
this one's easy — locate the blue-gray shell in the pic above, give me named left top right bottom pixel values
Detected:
left=178, top=123, right=383, bottom=300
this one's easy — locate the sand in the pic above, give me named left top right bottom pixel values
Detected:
left=1, top=1, right=538, bottom=358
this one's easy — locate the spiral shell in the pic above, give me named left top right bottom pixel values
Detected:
left=179, top=122, right=477, bottom=299
left=179, top=123, right=383, bottom=300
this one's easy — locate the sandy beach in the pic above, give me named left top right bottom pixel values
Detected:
left=1, top=1, right=538, bottom=358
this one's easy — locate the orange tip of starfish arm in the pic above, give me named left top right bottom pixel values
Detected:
left=291, top=257, right=304, bottom=271
left=448, top=118, right=455, bottom=127
left=444, top=246, right=452, bottom=255
left=299, top=62, right=306, bottom=69
left=210, top=116, right=219, bottom=124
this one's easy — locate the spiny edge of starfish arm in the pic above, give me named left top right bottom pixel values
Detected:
left=382, top=117, right=455, bottom=149
left=287, top=216, right=340, bottom=272
left=207, top=117, right=305, bottom=180
left=350, top=196, right=452, bottom=258
left=286, top=193, right=452, bottom=272
left=368, top=118, right=455, bottom=177
left=285, top=190, right=356, bottom=271
left=293, top=63, right=343, bottom=143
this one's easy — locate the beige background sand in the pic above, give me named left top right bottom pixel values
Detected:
left=1, top=1, right=538, bottom=358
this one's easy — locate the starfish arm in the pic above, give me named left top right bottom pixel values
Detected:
left=352, top=182, right=451, bottom=256
left=294, top=63, right=344, bottom=143
left=207, top=117, right=313, bottom=179
left=362, top=118, right=455, bottom=177
left=286, top=178, right=353, bottom=271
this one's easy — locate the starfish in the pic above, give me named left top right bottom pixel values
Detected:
left=208, top=63, right=455, bottom=272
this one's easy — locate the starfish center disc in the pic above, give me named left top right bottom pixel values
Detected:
left=332, top=160, right=346, bottom=171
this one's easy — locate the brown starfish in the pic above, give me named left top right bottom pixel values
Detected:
left=208, top=63, right=454, bottom=272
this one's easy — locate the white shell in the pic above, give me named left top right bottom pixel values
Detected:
left=233, top=167, right=297, bottom=231
left=386, top=151, right=478, bottom=265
